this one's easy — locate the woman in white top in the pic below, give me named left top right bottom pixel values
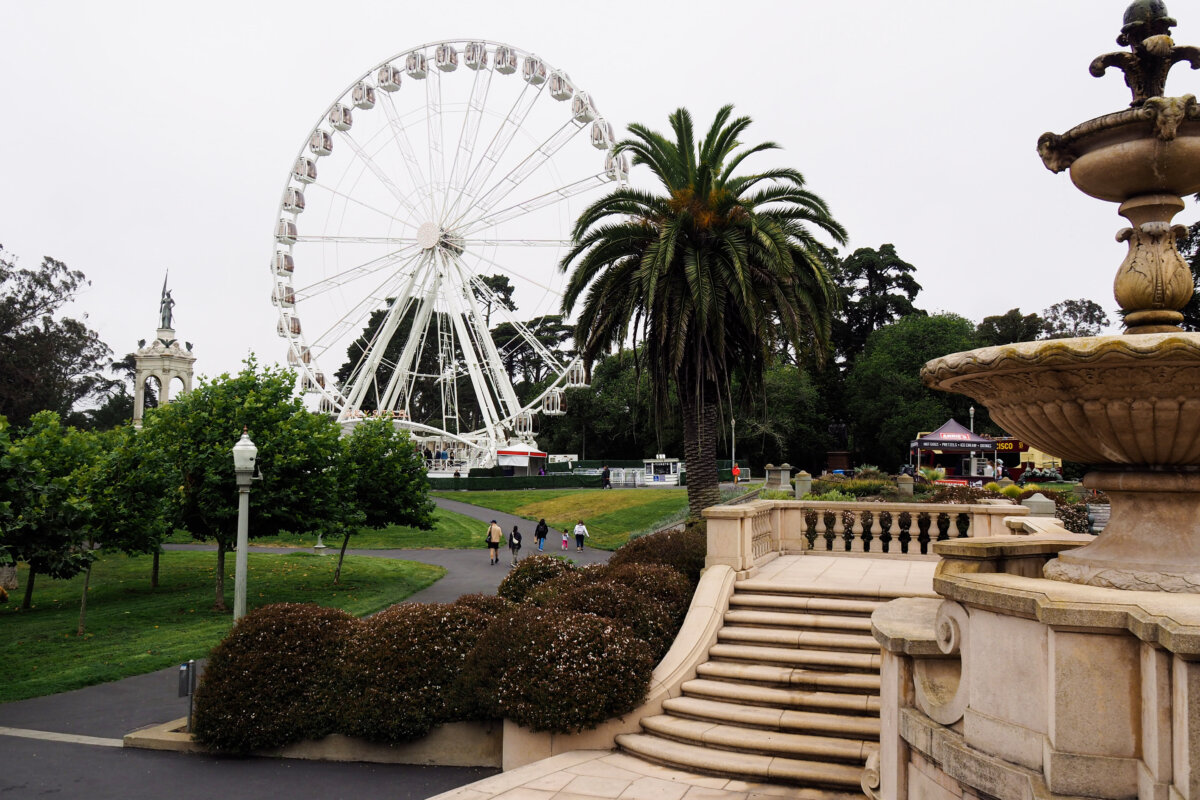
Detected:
left=573, top=520, right=590, bottom=552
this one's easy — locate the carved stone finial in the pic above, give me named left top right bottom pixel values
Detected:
left=1089, top=1, right=1200, bottom=106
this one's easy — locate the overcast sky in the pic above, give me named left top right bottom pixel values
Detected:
left=2, top=0, right=1193, bottom=386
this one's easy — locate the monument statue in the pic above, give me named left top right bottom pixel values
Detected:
left=159, top=277, right=175, bottom=330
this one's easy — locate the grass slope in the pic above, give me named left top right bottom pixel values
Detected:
left=431, top=488, right=688, bottom=550
left=165, top=507, right=484, bottom=550
left=0, top=551, right=444, bottom=703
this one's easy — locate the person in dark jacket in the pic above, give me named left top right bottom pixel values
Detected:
left=534, top=519, right=548, bottom=551
left=509, top=525, right=523, bottom=566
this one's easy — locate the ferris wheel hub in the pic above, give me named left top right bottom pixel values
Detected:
left=417, top=222, right=440, bottom=250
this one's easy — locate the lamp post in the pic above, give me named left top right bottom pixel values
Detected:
left=731, top=417, right=736, bottom=481
left=231, top=429, right=258, bottom=622
left=969, top=406, right=977, bottom=478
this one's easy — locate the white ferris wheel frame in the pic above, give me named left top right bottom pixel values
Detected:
left=270, top=39, right=627, bottom=467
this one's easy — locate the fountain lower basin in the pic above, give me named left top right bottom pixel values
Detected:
left=923, top=333, right=1200, bottom=591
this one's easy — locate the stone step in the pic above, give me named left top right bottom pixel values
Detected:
left=682, top=678, right=880, bottom=715
left=695, top=660, right=881, bottom=693
left=724, top=609, right=875, bottom=633
left=728, top=593, right=885, bottom=616
left=640, top=715, right=878, bottom=763
left=616, top=733, right=867, bottom=789
left=709, top=643, right=881, bottom=672
left=736, top=580, right=933, bottom=601
left=717, top=626, right=880, bottom=652
left=663, top=696, right=881, bottom=739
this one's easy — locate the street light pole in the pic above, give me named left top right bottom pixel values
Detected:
left=231, top=430, right=258, bottom=622
left=969, top=406, right=977, bottom=479
left=731, top=417, right=736, bottom=479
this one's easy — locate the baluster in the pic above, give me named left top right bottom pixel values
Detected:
left=832, top=510, right=846, bottom=551
left=917, top=512, right=932, bottom=555
left=823, top=510, right=837, bottom=551
left=803, top=509, right=817, bottom=549
left=816, top=509, right=830, bottom=550
left=956, top=512, right=970, bottom=538
left=861, top=510, right=875, bottom=553
left=847, top=510, right=862, bottom=552
left=936, top=512, right=951, bottom=541
left=879, top=511, right=892, bottom=553
left=898, top=511, right=912, bottom=554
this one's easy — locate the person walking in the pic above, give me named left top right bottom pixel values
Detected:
left=485, top=519, right=503, bottom=565
left=573, top=519, right=590, bottom=552
left=601, top=465, right=611, bottom=489
left=732, top=463, right=741, bottom=485
left=561, top=528, right=569, bottom=550
left=509, top=525, right=523, bottom=566
left=535, top=518, right=548, bottom=551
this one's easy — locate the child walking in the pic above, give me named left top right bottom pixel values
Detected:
left=561, top=529, right=569, bottom=550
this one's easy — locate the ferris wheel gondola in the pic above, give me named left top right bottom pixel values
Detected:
left=271, top=40, right=622, bottom=469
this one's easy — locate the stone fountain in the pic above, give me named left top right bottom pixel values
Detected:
left=924, top=0, right=1200, bottom=592
left=869, top=9, right=1200, bottom=800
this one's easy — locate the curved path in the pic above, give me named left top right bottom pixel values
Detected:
left=0, top=498, right=615, bottom=799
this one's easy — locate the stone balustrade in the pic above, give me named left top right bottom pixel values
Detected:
left=704, top=498, right=1028, bottom=578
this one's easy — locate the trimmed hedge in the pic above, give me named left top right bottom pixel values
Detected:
left=428, top=474, right=602, bottom=490
left=194, top=522, right=702, bottom=750
left=462, top=609, right=654, bottom=732
left=607, top=525, right=706, bottom=585
left=192, top=603, right=356, bottom=753
left=497, top=554, right=575, bottom=603
left=339, top=601, right=499, bottom=741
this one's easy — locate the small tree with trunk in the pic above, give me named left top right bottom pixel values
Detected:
left=331, top=418, right=435, bottom=583
left=142, top=359, right=343, bottom=612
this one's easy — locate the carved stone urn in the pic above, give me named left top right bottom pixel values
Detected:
left=924, top=0, right=1200, bottom=591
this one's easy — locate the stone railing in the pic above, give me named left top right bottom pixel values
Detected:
left=704, top=499, right=1028, bottom=577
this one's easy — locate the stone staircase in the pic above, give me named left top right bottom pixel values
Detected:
left=617, top=579, right=923, bottom=796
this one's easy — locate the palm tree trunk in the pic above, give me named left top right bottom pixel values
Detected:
left=214, top=541, right=228, bottom=612
left=682, top=389, right=721, bottom=518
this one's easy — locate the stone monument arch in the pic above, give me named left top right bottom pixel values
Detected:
left=133, top=275, right=195, bottom=428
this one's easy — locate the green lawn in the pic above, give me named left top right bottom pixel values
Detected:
left=432, top=488, right=690, bottom=550
left=165, top=507, right=484, bottom=550
left=0, top=551, right=444, bottom=704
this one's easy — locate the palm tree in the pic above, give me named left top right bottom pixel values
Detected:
left=561, top=106, right=846, bottom=517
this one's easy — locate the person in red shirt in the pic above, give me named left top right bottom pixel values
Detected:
left=732, top=464, right=741, bottom=485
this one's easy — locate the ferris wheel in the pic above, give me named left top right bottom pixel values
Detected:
left=270, top=40, right=627, bottom=468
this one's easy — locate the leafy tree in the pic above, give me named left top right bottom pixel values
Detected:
left=142, top=359, right=344, bottom=611
left=0, top=247, right=114, bottom=429
left=561, top=106, right=845, bottom=517
left=85, top=425, right=174, bottom=591
left=732, top=364, right=829, bottom=472
left=536, top=350, right=678, bottom=461
left=830, top=244, right=923, bottom=361
left=472, top=274, right=517, bottom=326
left=2, top=412, right=100, bottom=610
left=1041, top=299, right=1110, bottom=339
left=491, top=315, right=573, bottom=384
left=1180, top=221, right=1200, bottom=332
left=332, top=418, right=434, bottom=583
left=976, top=308, right=1045, bottom=346
left=845, top=314, right=982, bottom=469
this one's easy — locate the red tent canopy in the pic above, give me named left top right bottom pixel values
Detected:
left=910, top=419, right=995, bottom=452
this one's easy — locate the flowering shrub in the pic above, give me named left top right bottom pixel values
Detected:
left=608, top=526, right=705, bottom=585
left=340, top=600, right=499, bottom=741
left=192, top=603, right=356, bottom=753
left=603, top=563, right=693, bottom=619
left=497, top=554, right=575, bottom=602
left=463, top=609, right=654, bottom=732
left=547, top=580, right=677, bottom=661
left=929, top=486, right=1007, bottom=504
